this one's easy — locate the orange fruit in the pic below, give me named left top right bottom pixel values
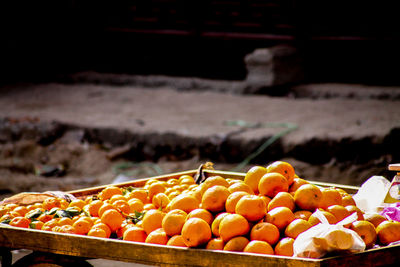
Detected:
left=244, top=166, right=268, bottom=194
left=326, top=205, right=351, bottom=222
left=180, top=176, right=195, bottom=185
left=225, top=191, right=249, bottom=213
left=318, top=188, right=342, bottom=209
left=109, top=194, right=127, bottom=204
left=98, top=203, right=116, bottom=218
left=345, top=205, right=364, bottom=221
left=341, top=195, right=356, bottom=206
left=68, top=199, right=87, bottom=210
left=123, top=226, right=147, bottom=242
left=201, top=185, right=230, bottom=213
left=113, top=199, right=131, bottom=214
left=42, top=219, right=59, bottom=231
left=228, top=182, right=254, bottom=194
left=364, top=213, right=387, bottom=228
left=13, top=206, right=28, bottom=217
left=127, top=189, right=149, bottom=203
left=376, top=220, right=400, bottom=245
left=92, top=222, right=112, bottom=238
left=148, top=182, right=166, bottom=201
left=143, top=203, right=156, bottom=211
left=235, top=195, right=266, bottom=222
left=162, top=209, right=187, bottom=236
left=289, top=178, right=309, bottom=193
left=72, top=218, right=92, bottom=235
left=88, top=227, right=107, bottom=238
left=266, top=161, right=295, bottom=186
left=187, top=209, right=213, bottom=225
left=98, top=186, right=123, bottom=201
left=200, top=176, right=229, bottom=195
left=29, top=220, right=44, bottom=230
left=152, top=193, right=170, bottom=210
left=168, top=194, right=200, bottom=213
left=293, top=184, right=322, bottom=211
left=42, top=197, right=61, bottom=211
left=284, top=219, right=312, bottom=239
left=128, top=198, right=144, bottom=213
left=267, top=192, right=295, bottom=212
left=223, top=236, right=249, bottom=252
left=87, top=200, right=104, bottom=217
left=0, top=206, right=10, bottom=217
left=58, top=217, right=73, bottom=226
left=116, top=222, right=134, bottom=238
left=142, top=209, right=165, bottom=235
left=167, top=178, right=179, bottom=187
left=350, top=220, right=377, bottom=248
left=265, top=207, right=295, bottom=231
left=206, top=238, right=224, bottom=250
left=211, top=212, right=229, bottom=237
left=258, top=172, right=289, bottom=198
left=243, top=240, right=274, bottom=255
left=100, top=209, right=124, bottom=232
left=219, top=214, right=250, bottom=242
left=259, top=195, right=272, bottom=207
left=37, top=213, right=54, bottom=223
left=274, top=237, right=294, bottom=256
left=250, top=222, right=280, bottom=245
left=57, top=225, right=76, bottom=234
left=166, top=235, right=187, bottom=247
left=181, top=218, right=212, bottom=247
left=293, top=210, right=313, bottom=221
left=145, top=228, right=169, bottom=245
left=308, top=210, right=337, bottom=226
left=9, top=216, right=30, bottom=228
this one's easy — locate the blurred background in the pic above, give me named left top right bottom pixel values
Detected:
left=1, top=0, right=400, bottom=200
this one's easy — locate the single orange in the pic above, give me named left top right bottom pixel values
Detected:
left=206, top=238, right=224, bottom=250
left=145, top=228, right=169, bottom=245
left=293, top=184, right=322, bottom=211
left=92, top=222, right=112, bottom=238
left=219, top=214, right=250, bottom=242
left=98, top=203, right=116, bottom=218
left=113, top=199, right=131, bottom=215
left=181, top=218, right=212, bottom=247
left=68, top=199, right=87, bottom=210
left=201, top=185, right=230, bottom=213
left=13, top=206, right=28, bottom=217
left=258, top=172, right=289, bottom=198
left=42, top=197, right=61, bottom=211
left=266, top=161, right=295, bottom=186
left=228, top=182, right=254, bottom=194
left=364, top=213, right=387, bottom=228
left=87, top=200, right=104, bottom=217
left=73, top=218, right=92, bottom=235
left=350, top=220, right=377, bottom=248
left=128, top=198, right=144, bottom=213
left=274, top=237, right=294, bottom=256
left=152, top=193, right=170, bottom=210
left=244, top=166, right=268, bottom=194
left=123, top=226, right=147, bottom=242
left=200, top=176, right=229, bottom=195
left=318, top=188, right=342, bottom=209
left=341, top=195, right=356, bottom=206
left=250, top=222, right=280, bottom=245
left=166, top=235, right=187, bottom=247
left=168, top=194, right=200, bottom=213
left=326, top=205, right=351, bottom=222
left=376, top=220, right=400, bottom=245
left=142, top=209, right=165, bottom=235
left=265, top=207, right=295, bottom=231
left=88, top=227, right=107, bottom=238
left=187, top=209, right=214, bottom=225
left=127, top=189, right=149, bottom=204
left=100, top=209, right=124, bottom=232
left=98, top=186, right=123, bottom=201
left=148, top=182, right=166, bottom=201
left=284, top=219, right=312, bottom=239
left=345, top=205, right=364, bottom=220
left=162, top=209, right=187, bottom=236
left=267, top=192, right=295, bottom=212
left=223, top=236, right=249, bottom=252
left=235, top=195, right=266, bottom=222
left=243, top=240, right=274, bottom=255
left=29, top=220, right=44, bottom=230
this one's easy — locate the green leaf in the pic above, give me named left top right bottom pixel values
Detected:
left=26, top=209, right=43, bottom=219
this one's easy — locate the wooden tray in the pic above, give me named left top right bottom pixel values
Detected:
left=1, top=169, right=399, bottom=266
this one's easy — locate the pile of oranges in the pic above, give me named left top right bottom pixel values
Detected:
left=1, top=161, right=400, bottom=258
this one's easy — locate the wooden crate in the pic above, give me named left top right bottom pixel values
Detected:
left=1, top=169, right=400, bottom=266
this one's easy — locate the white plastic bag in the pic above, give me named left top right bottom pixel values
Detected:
left=353, top=175, right=390, bottom=213
left=293, top=210, right=366, bottom=258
